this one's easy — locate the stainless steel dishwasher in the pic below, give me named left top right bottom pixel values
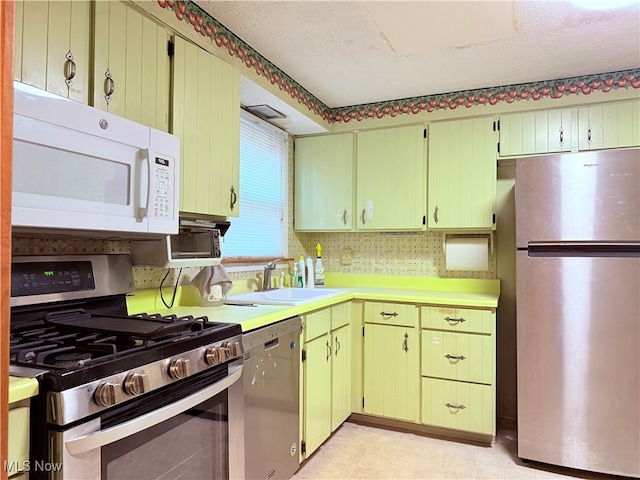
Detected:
left=243, top=316, right=301, bottom=480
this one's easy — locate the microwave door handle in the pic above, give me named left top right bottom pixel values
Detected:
left=137, top=149, right=153, bottom=220
left=64, top=363, right=243, bottom=455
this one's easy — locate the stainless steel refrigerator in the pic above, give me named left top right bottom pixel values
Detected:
left=515, top=148, right=640, bottom=478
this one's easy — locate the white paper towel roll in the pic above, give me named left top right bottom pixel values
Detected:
left=445, top=237, right=489, bottom=271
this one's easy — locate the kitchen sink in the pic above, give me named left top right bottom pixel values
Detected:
left=225, top=288, right=348, bottom=306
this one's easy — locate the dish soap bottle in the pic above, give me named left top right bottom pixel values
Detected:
left=297, top=256, right=306, bottom=288
left=314, top=243, right=325, bottom=286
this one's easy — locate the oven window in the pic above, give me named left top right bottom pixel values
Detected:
left=101, top=391, right=228, bottom=479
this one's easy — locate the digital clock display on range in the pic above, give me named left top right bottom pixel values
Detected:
left=11, top=261, right=96, bottom=297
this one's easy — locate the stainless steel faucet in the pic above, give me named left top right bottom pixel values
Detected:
left=262, top=258, right=282, bottom=291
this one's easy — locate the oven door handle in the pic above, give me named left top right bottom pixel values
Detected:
left=65, top=363, right=243, bottom=456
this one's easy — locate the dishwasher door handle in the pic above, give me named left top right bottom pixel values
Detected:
left=264, top=338, right=280, bottom=351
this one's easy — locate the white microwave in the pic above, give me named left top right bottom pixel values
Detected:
left=12, top=82, right=180, bottom=238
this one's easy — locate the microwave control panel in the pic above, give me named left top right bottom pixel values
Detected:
left=152, top=156, right=174, bottom=219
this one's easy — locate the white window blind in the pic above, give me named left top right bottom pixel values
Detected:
left=222, top=111, right=287, bottom=258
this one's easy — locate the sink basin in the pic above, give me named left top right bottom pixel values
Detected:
left=225, top=288, right=348, bottom=306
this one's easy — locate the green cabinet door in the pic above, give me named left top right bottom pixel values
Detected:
left=172, top=36, right=240, bottom=217
left=303, top=332, right=332, bottom=457
left=331, top=323, right=352, bottom=431
left=363, top=323, right=419, bottom=423
left=15, top=0, right=90, bottom=103
left=578, top=100, right=640, bottom=150
left=93, top=1, right=170, bottom=131
left=294, top=133, right=354, bottom=231
left=498, top=108, right=575, bottom=157
left=427, top=117, right=497, bottom=229
left=356, top=125, right=427, bottom=231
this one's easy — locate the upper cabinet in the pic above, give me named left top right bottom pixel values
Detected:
left=294, top=133, right=354, bottom=231
left=578, top=100, right=640, bottom=150
left=498, top=108, right=575, bottom=157
left=172, top=36, right=241, bottom=217
left=427, top=117, right=497, bottom=230
left=356, top=125, right=427, bottom=231
left=14, top=0, right=91, bottom=103
left=93, top=1, right=171, bottom=132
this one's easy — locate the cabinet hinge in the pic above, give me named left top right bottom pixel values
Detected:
left=301, top=349, right=306, bottom=362
left=423, top=128, right=427, bottom=139
left=301, top=441, right=306, bottom=455
left=493, top=213, right=496, bottom=224
left=493, top=121, right=496, bottom=132
left=167, top=40, right=174, bottom=58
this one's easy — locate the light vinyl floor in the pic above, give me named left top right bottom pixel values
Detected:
left=292, top=422, right=631, bottom=480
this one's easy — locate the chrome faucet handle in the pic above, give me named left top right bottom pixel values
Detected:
left=265, top=258, right=282, bottom=269
left=262, top=258, right=282, bottom=291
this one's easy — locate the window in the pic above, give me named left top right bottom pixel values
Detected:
left=222, top=111, right=288, bottom=258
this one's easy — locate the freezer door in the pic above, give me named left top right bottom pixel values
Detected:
left=515, top=148, right=639, bottom=247
left=516, top=251, right=640, bottom=477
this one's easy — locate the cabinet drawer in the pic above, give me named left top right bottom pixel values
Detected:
left=421, top=307, right=494, bottom=334
left=365, top=302, right=417, bottom=327
left=303, top=308, right=331, bottom=341
left=422, top=378, right=494, bottom=436
left=8, top=405, right=30, bottom=475
left=422, top=331, right=493, bottom=384
left=331, top=302, right=351, bottom=330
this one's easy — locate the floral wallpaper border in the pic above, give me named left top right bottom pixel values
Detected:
left=156, top=0, right=640, bottom=124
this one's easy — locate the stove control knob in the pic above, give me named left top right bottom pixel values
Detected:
left=223, top=341, right=240, bottom=359
left=123, top=372, right=150, bottom=396
left=94, top=382, right=122, bottom=407
left=168, top=358, right=191, bottom=379
left=205, top=347, right=224, bottom=366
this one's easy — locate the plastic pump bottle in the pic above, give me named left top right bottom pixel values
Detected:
left=314, top=243, right=325, bottom=286
left=305, top=256, right=314, bottom=288
left=297, top=256, right=306, bottom=288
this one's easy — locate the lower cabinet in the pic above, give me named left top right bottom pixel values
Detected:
left=420, top=306, right=496, bottom=438
left=300, top=302, right=352, bottom=459
left=8, top=400, right=30, bottom=479
left=362, top=302, right=419, bottom=423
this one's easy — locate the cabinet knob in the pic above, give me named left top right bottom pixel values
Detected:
left=64, top=50, right=76, bottom=88
left=444, top=354, right=466, bottom=362
left=104, top=68, right=114, bottom=105
left=444, top=316, right=465, bottom=325
left=229, top=185, right=237, bottom=211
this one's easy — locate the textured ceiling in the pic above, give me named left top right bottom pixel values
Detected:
left=196, top=0, right=640, bottom=112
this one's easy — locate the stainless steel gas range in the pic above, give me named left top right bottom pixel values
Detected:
left=9, top=254, right=244, bottom=480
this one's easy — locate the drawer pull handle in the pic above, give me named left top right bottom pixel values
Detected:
left=445, top=403, right=466, bottom=411
left=326, top=341, right=332, bottom=362
left=402, top=332, right=409, bottom=352
left=445, top=354, right=466, bottom=362
left=444, top=316, right=465, bottom=325
left=380, top=311, right=398, bottom=318
left=335, top=336, right=341, bottom=356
